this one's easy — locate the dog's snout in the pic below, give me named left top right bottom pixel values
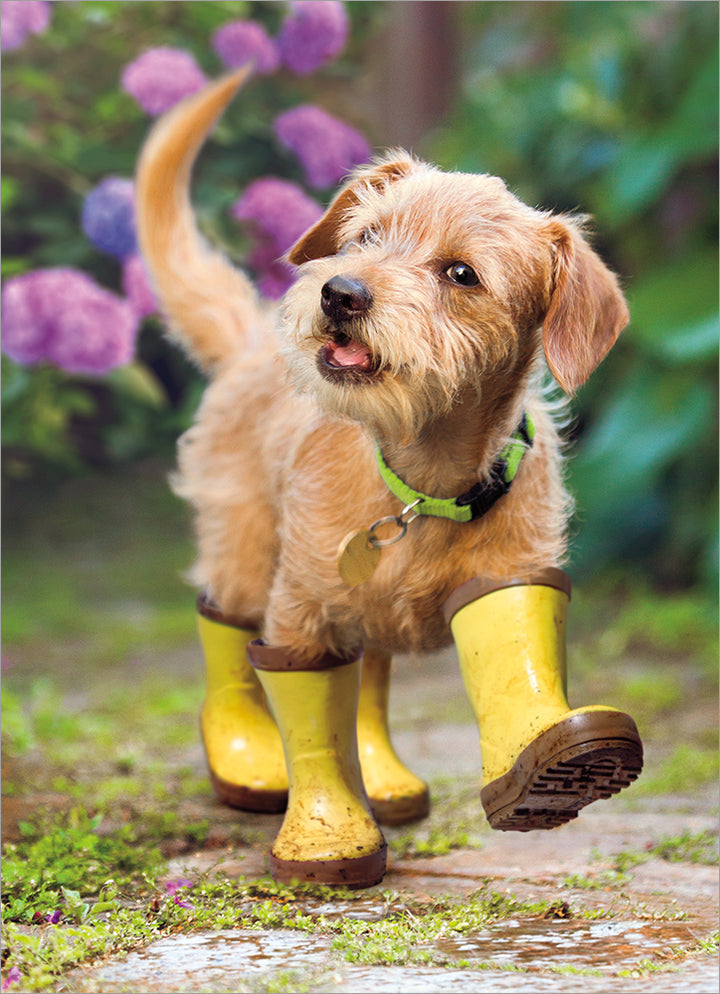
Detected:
left=321, top=276, right=373, bottom=322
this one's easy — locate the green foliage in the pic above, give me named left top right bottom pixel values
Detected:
left=434, top=1, right=718, bottom=589
left=1, top=807, right=164, bottom=924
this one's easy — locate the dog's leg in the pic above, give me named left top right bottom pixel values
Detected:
left=358, top=649, right=430, bottom=825
left=444, top=570, right=644, bottom=831
left=197, top=594, right=288, bottom=812
left=247, top=641, right=387, bottom=887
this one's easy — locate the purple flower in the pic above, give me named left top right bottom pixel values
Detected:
left=121, top=48, right=207, bottom=116
left=164, top=878, right=194, bottom=895
left=82, top=177, right=137, bottom=260
left=46, top=909, right=62, bottom=924
left=277, top=1, right=348, bottom=75
left=232, top=178, right=323, bottom=299
left=232, top=178, right=322, bottom=252
left=1, top=268, right=139, bottom=375
left=274, top=105, right=371, bottom=188
left=122, top=254, right=157, bottom=318
left=212, top=21, right=279, bottom=74
left=1, top=967, right=21, bottom=992
left=1, top=1, right=50, bottom=52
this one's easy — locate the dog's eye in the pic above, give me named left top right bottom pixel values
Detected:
left=445, top=262, right=480, bottom=287
left=358, top=227, right=378, bottom=246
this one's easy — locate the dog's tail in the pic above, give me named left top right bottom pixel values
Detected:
left=135, top=68, right=269, bottom=375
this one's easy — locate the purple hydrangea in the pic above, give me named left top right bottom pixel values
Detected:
left=277, top=1, right=348, bottom=75
left=232, top=178, right=322, bottom=252
left=122, top=254, right=158, bottom=318
left=212, top=20, right=279, bottom=74
left=0, top=1, right=50, bottom=53
left=1, top=268, right=139, bottom=375
left=274, top=105, right=371, bottom=188
left=121, top=48, right=207, bottom=116
left=232, top=178, right=323, bottom=299
left=82, top=177, right=137, bottom=260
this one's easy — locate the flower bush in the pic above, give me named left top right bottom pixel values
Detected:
left=1, top=0, right=371, bottom=475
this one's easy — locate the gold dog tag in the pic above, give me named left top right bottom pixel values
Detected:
left=337, top=529, right=381, bottom=587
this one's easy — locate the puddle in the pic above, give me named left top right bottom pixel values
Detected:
left=436, top=916, right=698, bottom=971
left=89, top=929, right=334, bottom=990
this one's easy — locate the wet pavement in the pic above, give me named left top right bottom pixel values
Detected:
left=6, top=643, right=719, bottom=993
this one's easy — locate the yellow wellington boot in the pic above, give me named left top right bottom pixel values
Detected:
left=444, top=569, right=643, bottom=831
left=357, top=649, right=430, bottom=825
left=248, top=641, right=387, bottom=888
left=197, top=595, right=288, bottom=812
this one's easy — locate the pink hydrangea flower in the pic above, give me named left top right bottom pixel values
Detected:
left=122, top=254, right=158, bottom=318
left=277, top=1, right=348, bottom=75
left=1, top=1, right=50, bottom=52
left=232, top=178, right=323, bottom=299
left=121, top=48, right=207, bottom=116
left=212, top=20, right=279, bottom=74
left=1, top=269, right=139, bottom=375
left=231, top=178, right=322, bottom=252
left=274, top=105, right=371, bottom=188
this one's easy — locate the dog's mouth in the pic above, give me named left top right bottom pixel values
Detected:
left=317, top=333, right=380, bottom=384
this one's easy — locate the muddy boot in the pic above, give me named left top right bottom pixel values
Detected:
left=248, top=641, right=387, bottom=888
left=197, top=594, right=288, bottom=812
left=444, top=569, right=643, bottom=831
left=358, top=649, right=430, bottom=825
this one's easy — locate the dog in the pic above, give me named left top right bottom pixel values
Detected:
left=136, top=70, right=641, bottom=888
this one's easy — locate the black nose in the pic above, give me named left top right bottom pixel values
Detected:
left=320, top=276, right=373, bottom=322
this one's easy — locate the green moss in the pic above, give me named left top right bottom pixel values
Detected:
left=633, top=744, right=719, bottom=795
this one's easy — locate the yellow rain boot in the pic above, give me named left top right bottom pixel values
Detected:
left=357, top=649, right=430, bottom=825
left=248, top=641, right=387, bottom=888
left=197, top=594, right=288, bottom=812
left=444, top=569, right=643, bottom=831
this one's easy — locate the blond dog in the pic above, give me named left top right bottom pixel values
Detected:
left=136, top=71, right=642, bottom=888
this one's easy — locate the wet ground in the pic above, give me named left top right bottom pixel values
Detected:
left=50, top=645, right=718, bottom=994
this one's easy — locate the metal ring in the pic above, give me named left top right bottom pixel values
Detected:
left=367, top=515, right=407, bottom=549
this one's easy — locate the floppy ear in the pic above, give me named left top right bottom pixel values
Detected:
left=287, top=156, right=416, bottom=265
left=542, top=219, right=629, bottom=394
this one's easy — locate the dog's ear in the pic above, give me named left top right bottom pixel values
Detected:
left=287, top=156, right=416, bottom=265
left=542, top=218, right=629, bottom=394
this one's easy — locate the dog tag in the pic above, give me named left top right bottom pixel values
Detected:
left=337, top=529, right=381, bottom=587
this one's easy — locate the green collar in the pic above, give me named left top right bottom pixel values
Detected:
left=374, top=414, right=535, bottom=524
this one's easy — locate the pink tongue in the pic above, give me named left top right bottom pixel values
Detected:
left=326, top=339, right=372, bottom=369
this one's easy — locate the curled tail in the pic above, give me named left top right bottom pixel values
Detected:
left=135, top=69, right=269, bottom=375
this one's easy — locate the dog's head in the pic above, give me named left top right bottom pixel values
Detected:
left=280, top=151, right=628, bottom=438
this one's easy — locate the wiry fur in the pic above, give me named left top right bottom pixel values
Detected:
left=135, top=71, right=628, bottom=663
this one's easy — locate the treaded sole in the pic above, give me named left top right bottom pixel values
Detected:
left=481, top=710, right=643, bottom=832
left=269, top=843, right=387, bottom=888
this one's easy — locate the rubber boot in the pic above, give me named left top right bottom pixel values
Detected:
left=197, top=595, right=288, bottom=812
left=248, top=641, right=387, bottom=888
left=444, top=569, right=643, bottom=831
left=357, top=649, right=430, bottom=825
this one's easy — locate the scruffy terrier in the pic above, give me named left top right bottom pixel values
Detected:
left=136, top=70, right=643, bottom=889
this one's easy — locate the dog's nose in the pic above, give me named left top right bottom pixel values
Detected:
left=321, top=276, right=373, bottom=322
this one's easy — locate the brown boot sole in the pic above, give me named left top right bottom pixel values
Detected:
left=269, top=843, right=387, bottom=889
left=370, top=787, right=431, bottom=826
left=208, top=767, right=288, bottom=814
left=481, top=710, right=643, bottom=832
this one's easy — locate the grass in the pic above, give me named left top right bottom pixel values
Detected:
left=2, top=458, right=718, bottom=991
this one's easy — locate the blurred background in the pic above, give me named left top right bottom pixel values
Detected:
left=2, top=0, right=717, bottom=641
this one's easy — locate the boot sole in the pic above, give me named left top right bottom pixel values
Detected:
left=269, top=843, right=387, bottom=889
left=371, top=788, right=431, bottom=826
left=208, top=767, right=288, bottom=814
left=481, top=710, right=643, bottom=831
